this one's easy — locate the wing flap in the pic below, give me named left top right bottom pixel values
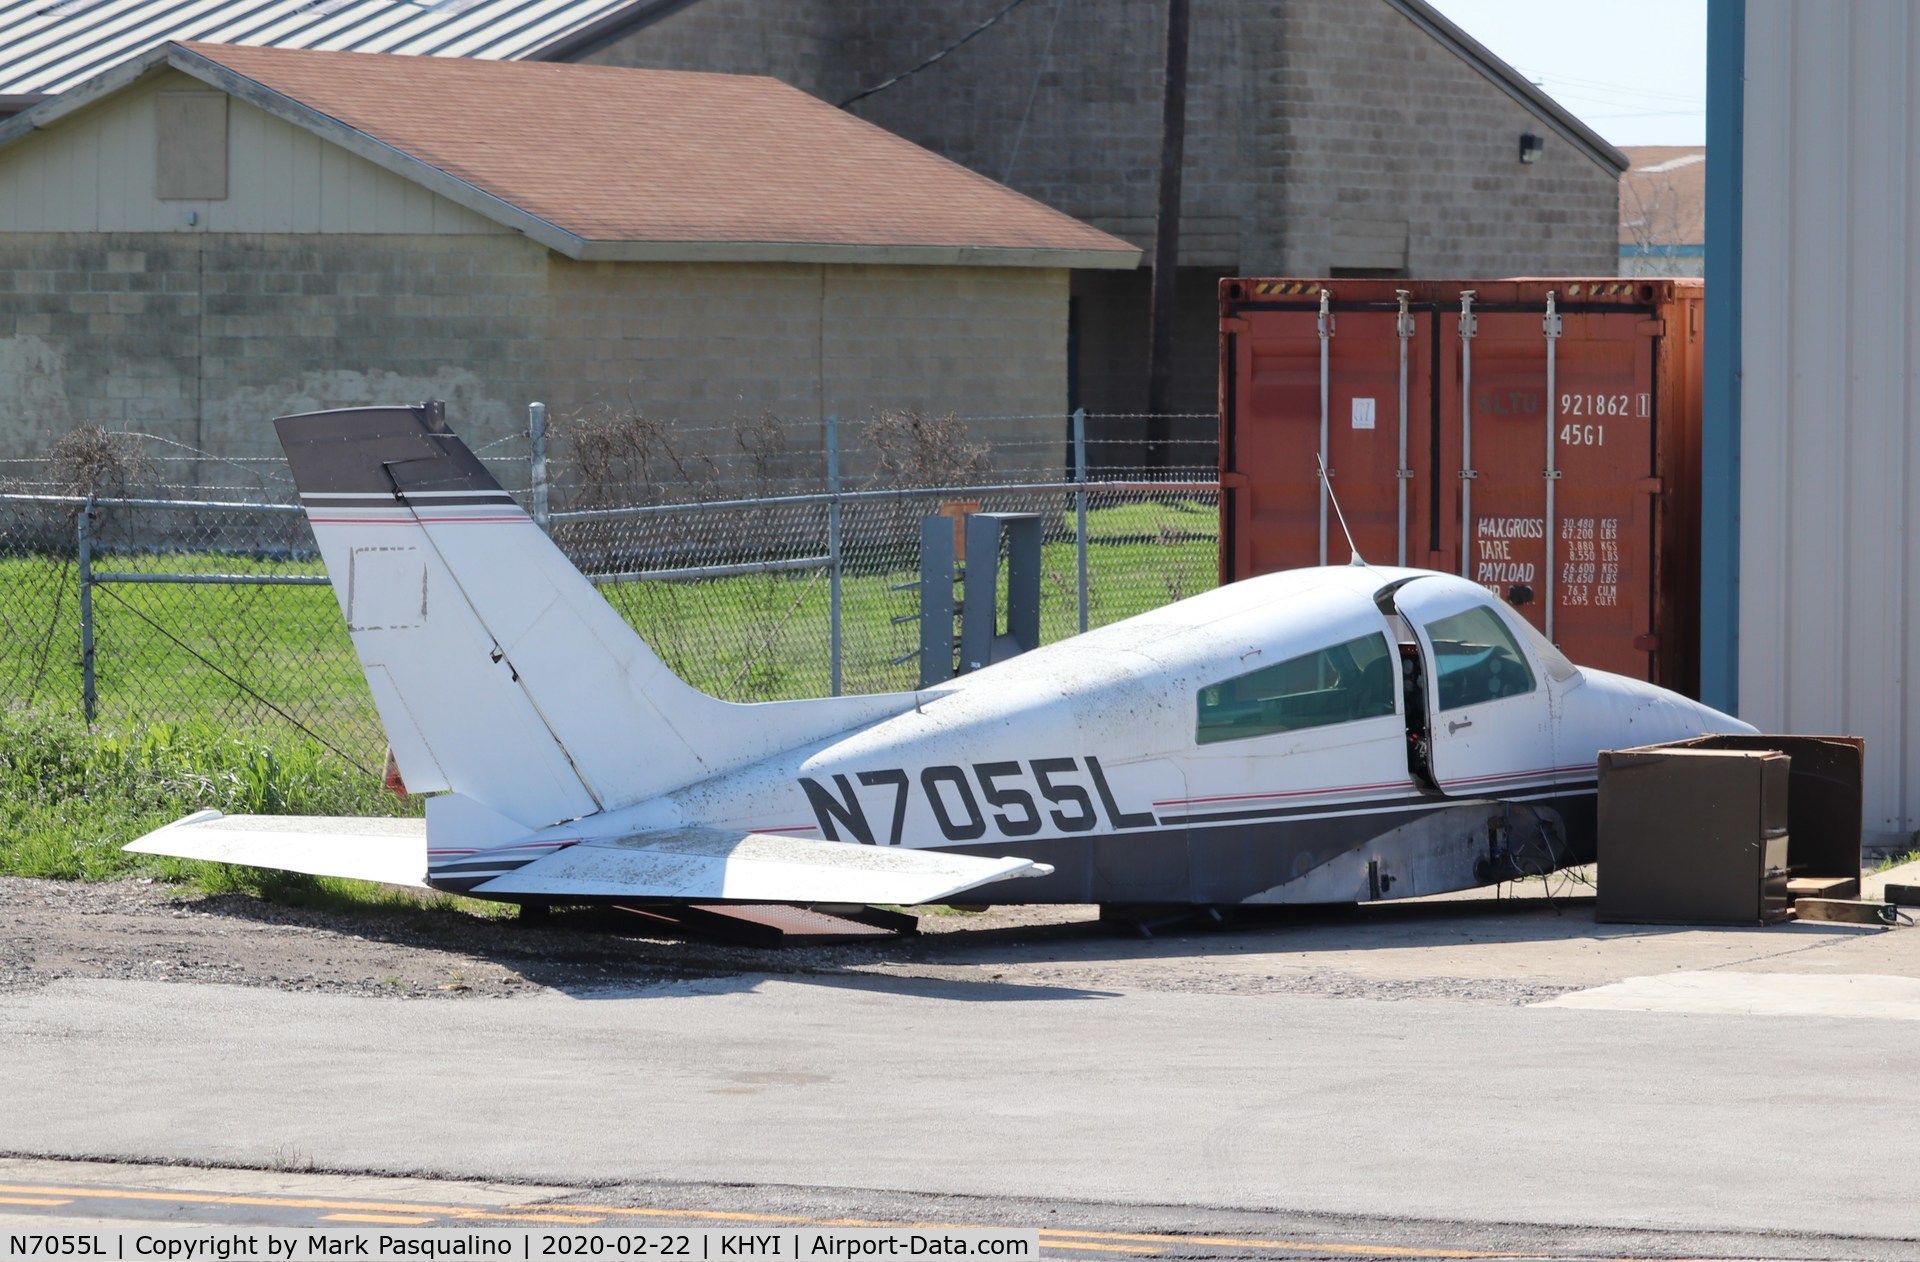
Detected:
left=469, top=826, right=1050, bottom=905
left=125, top=810, right=429, bottom=889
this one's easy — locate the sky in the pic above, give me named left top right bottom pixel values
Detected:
left=1424, top=0, right=1707, bottom=148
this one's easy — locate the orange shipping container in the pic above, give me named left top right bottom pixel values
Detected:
left=1219, top=278, right=1703, bottom=696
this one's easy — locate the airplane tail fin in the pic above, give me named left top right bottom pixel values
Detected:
left=279, top=403, right=911, bottom=830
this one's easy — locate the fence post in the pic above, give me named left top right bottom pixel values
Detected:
left=826, top=414, right=843, bottom=696
left=77, top=496, right=96, bottom=723
left=528, top=401, right=550, bottom=532
left=1073, top=407, right=1089, bottom=634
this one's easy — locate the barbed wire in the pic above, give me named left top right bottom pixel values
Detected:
left=1, top=412, right=1220, bottom=507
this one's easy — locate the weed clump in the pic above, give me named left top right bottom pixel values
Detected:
left=0, top=709, right=415, bottom=883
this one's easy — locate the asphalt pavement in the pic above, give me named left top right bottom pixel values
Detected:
left=4, top=865, right=1919, bottom=1259
left=2, top=967, right=1916, bottom=1248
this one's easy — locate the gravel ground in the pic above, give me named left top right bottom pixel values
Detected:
left=0, top=874, right=1598, bottom=1004
left=0, top=876, right=852, bottom=998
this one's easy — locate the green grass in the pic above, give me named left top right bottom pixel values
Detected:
left=0, top=707, right=418, bottom=888
left=580, top=498, right=1217, bottom=698
left=1070, top=495, right=1217, bottom=543
left=0, top=550, right=385, bottom=768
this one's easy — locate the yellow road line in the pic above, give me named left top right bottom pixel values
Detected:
left=599, top=1207, right=824, bottom=1224
left=0, top=1180, right=1534, bottom=1259
left=605, top=1209, right=1524, bottom=1260
left=323, top=1214, right=437, bottom=1225
left=1038, top=1229, right=1518, bottom=1258
left=1030, top=1242, right=1160, bottom=1255
left=0, top=1184, right=492, bottom=1216
left=0, top=1184, right=612, bottom=1227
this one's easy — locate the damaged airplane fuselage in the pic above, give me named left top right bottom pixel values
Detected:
left=131, top=404, right=1752, bottom=908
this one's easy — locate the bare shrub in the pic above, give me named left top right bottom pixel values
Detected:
left=860, top=409, right=992, bottom=488
left=553, top=405, right=718, bottom=506
left=730, top=409, right=792, bottom=496
left=44, top=424, right=152, bottom=499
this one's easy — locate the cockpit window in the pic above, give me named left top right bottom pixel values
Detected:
left=1510, top=609, right=1581, bottom=683
left=1196, top=633, right=1398, bottom=745
left=1423, top=606, right=1536, bottom=710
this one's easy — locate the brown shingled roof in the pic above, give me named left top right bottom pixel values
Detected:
left=175, top=42, right=1138, bottom=265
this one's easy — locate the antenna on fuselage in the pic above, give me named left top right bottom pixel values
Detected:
left=1317, top=454, right=1366, bottom=567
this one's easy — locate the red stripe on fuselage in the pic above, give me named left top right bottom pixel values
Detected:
left=1153, top=779, right=1411, bottom=809
left=307, top=516, right=531, bottom=525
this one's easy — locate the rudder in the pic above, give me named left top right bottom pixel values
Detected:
left=280, top=403, right=913, bottom=829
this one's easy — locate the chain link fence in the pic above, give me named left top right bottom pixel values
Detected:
left=1, top=410, right=1219, bottom=776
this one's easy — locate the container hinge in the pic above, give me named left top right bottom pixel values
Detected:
left=1633, top=633, right=1661, bottom=652
left=1396, top=467, right=1416, bottom=480
left=1543, top=469, right=1563, bottom=480
left=1634, top=476, right=1665, bottom=495
left=1458, top=468, right=1479, bottom=480
left=1221, top=317, right=1250, bottom=334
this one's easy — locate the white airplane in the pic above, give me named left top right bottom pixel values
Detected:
left=130, top=403, right=1754, bottom=910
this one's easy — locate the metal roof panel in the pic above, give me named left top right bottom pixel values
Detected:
left=0, top=0, right=643, bottom=96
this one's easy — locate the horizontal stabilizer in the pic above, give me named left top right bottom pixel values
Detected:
left=125, top=811, right=428, bottom=889
left=469, top=826, right=1051, bottom=906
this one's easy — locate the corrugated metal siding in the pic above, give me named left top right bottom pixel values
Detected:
left=0, top=68, right=505, bottom=231
left=0, top=0, right=639, bottom=97
left=1740, top=0, right=1919, bottom=843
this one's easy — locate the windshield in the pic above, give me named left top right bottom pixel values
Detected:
left=1506, top=603, right=1582, bottom=684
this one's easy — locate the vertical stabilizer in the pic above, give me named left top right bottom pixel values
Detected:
left=279, top=404, right=912, bottom=828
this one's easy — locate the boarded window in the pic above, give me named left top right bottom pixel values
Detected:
left=155, top=92, right=228, bottom=200
left=1196, top=634, right=1397, bottom=745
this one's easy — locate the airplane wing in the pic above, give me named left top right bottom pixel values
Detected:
left=467, top=826, right=1052, bottom=906
left=125, top=811, right=429, bottom=888
left=127, top=813, right=1048, bottom=905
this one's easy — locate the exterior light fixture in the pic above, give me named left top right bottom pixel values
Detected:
left=1519, top=132, right=1544, bottom=164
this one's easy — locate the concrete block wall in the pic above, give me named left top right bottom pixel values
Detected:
left=1269, top=2, right=1618, bottom=277
left=844, top=0, right=1619, bottom=276
left=574, top=0, right=860, bottom=104
left=0, top=236, right=200, bottom=447
left=0, top=230, right=1069, bottom=487
left=592, top=0, right=1618, bottom=278
left=0, top=231, right=551, bottom=471
left=198, top=234, right=549, bottom=457
left=841, top=0, right=1254, bottom=268
left=543, top=259, right=1068, bottom=479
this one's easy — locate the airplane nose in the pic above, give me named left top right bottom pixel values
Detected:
left=1703, top=701, right=1759, bottom=736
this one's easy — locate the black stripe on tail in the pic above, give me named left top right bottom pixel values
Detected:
left=274, top=401, right=504, bottom=499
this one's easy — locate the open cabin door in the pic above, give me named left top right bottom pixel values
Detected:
left=1391, top=578, right=1555, bottom=799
